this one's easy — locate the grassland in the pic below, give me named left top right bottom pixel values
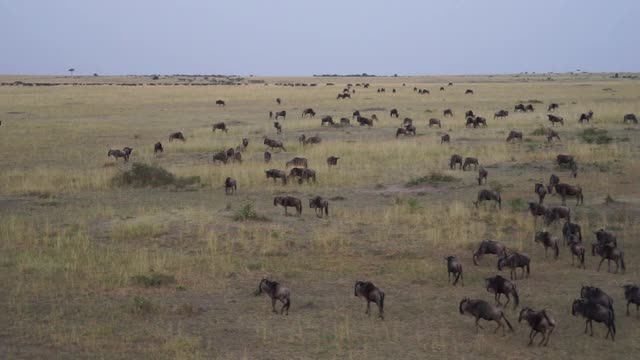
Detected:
left=0, top=73, right=639, bottom=359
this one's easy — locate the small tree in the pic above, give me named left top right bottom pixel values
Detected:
left=68, top=68, right=75, bottom=76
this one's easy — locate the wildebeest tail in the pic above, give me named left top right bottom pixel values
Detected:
left=379, top=291, right=385, bottom=312
left=502, top=312, right=514, bottom=331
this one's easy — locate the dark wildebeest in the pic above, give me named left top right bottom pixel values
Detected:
left=519, top=308, right=556, bottom=346
left=494, top=110, right=509, bottom=119
left=594, top=229, right=617, bottom=248
left=215, top=99, right=225, bottom=107
left=465, top=116, right=476, bottom=128
left=264, top=151, right=271, bottom=163
left=352, top=110, right=360, bottom=119
left=288, top=167, right=316, bottom=184
left=568, top=236, right=586, bottom=269
left=371, top=114, right=379, bottom=122
left=445, top=256, right=464, bottom=286
left=506, top=130, right=523, bottom=142
left=473, top=240, right=507, bottom=265
left=465, top=89, right=474, bottom=94
left=465, top=110, right=475, bottom=118
left=557, top=154, right=575, bottom=167
left=298, top=134, right=306, bottom=145
left=256, top=279, right=290, bottom=315
left=285, top=157, right=308, bottom=168
left=309, top=196, right=329, bottom=217
left=563, top=221, right=583, bottom=244
left=396, top=125, right=416, bottom=137
left=226, top=147, right=236, bottom=159
left=441, top=134, right=450, bottom=144
left=449, top=154, right=463, bottom=169
left=535, top=183, right=547, bottom=204
left=546, top=127, right=560, bottom=142
left=475, top=117, right=487, bottom=127
left=571, top=299, right=615, bottom=341
left=276, top=97, right=281, bottom=105
left=475, top=189, right=501, bottom=209
left=543, top=206, right=571, bottom=225
left=301, top=108, right=316, bottom=117
left=274, top=122, right=282, bottom=134
left=525, top=104, right=535, bottom=112
left=321, top=116, right=334, bottom=126
left=403, top=117, right=413, bottom=126
left=555, top=183, right=583, bottom=205
left=579, top=111, right=594, bottom=124
left=242, top=138, right=249, bottom=149
left=623, top=113, right=638, bottom=124
left=212, top=122, right=228, bottom=132
left=302, top=135, right=321, bottom=145
left=265, top=169, right=287, bottom=184
left=459, top=298, right=514, bottom=336
left=212, top=151, right=228, bottom=164
left=514, top=104, right=526, bottom=112
left=107, top=149, right=127, bottom=162
left=498, top=252, right=531, bottom=280
left=168, top=131, right=185, bottom=142
left=485, top=275, right=519, bottom=309
left=275, top=110, right=286, bottom=120
left=224, top=177, right=237, bottom=195
left=269, top=111, right=273, bottom=119
left=326, top=156, right=339, bottom=167
left=154, top=142, right=163, bottom=154
left=462, top=157, right=478, bottom=171
left=444, top=109, right=453, bottom=117
left=440, top=86, right=445, bottom=91
left=534, top=231, right=560, bottom=259
left=264, top=138, right=286, bottom=151
left=477, top=167, right=488, bottom=185
left=273, top=196, right=302, bottom=216
left=548, top=114, right=564, bottom=126
left=354, top=281, right=385, bottom=320
left=581, top=286, right=614, bottom=313
left=548, top=174, right=560, bottom=194
left=390, top=108, right=399, bottom=118
left=357, top=116, right=374, bottom=127
left=592, top=243, right=625, bottom=274
left=528, top=202, right=547, bottom=221
left=121, top=147, right=133, bottom=162
left=548, top=103, right=559, bottom=112
left=428, top=118, right=441, bottom=128
left=622, top=285, right=640, bottom=318
left=340, top=117, right=350, bottom=125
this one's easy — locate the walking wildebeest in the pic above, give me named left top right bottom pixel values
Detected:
left=390, top=108, right=399, bottom=118
left=301, top=108, right=316, bottom=117
left=519, top=308, right=556, bottom=346
left=571, top=299, right=615, bottom=341
left=623, top=113, right=638, bottom=124
left=548, top=103, right=559, bottom=111
left=473, top=240, right=507, bottom=265
left=535, top=183, right=547, bottom=204
left=354, top=281, right=385, bottom=320
left=212, top=122, right=227, bottom=132
left=548, top=114, right=564, bottom=126
left=288, top=167, right=316, bottom=184
left=168, top=131, right=185, bottom=142
left=485, top=275, right=519, bottom=309
left=623, top=284, right=640, bottom=318
left=274, top=122, right=282, bottom=134
left=459, top=298, right=514, bottom=336
left=592, top=243, right=625, bottom=274
left=441, top=134, right=450, bottom=144
left=546, top=127, right=560, bottom=142
left=462, top=157, right=478, bottom=171
left=514, top=104, right=526, bottom=112
left=445, top=256, right=464, bottom=286
left=309, top=196, right=329, bottom=217
left=562, top=221, right=583, bottom=244
left=326, top=156, right=339, bottom=167
left=264, top=151, right=271, bottom=163
left=477, top=167, right=488, bottom=185
left=275, top=110, right=286, bottom=120
left=107, top=149, right=128, bottom=162
left=465, top=89, right=474, bottom=94
left=534, top=231, right=560, bottom=259
left=498, top=252, right=531, bottom=280
left=256, top=279, right=291, bottom=315
left=265, top=169, right=287, bottom=184
left=154, top=142, right=163, bottom=154
left=594, top=229, right=617, bottom=248
left=352, top=110, right=360, bottom=119
left=494, top=110, right=509, bottom=119
left=474, top=189, right=501, bottom=209
left=212, top=151, right=228, bottom=164
left=444, top=109, right=453, bottom=117
left=506, top=130, right=523, bottom=142
left=555, top=183, right=583, bottom=205
left=475, top=117, right=488, bottom=127
left=264, top=138, right=286, bottom=151
left=321, top=116, right=334, bottom=126
left=568, top=236, right=586, bottom=268
left=579, top=111, right=594, bottom=123
left=224, top=177, right=237, bottom=195
left=285, top=157, right=308, bottom=168
left=273, top=196, right=302, bottom=215
left=357, top=116, right=374, bottom=127
left=428, top=118, right=441, bottom=128
left=216, top=99, right=225, bottom=107
left=449, top=154, right=463, bottom=169
left=543, top=206, right=571, bottom=225
left=525, top=104, right=535, bottom=112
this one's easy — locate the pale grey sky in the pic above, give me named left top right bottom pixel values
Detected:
left=0, top=0, right=638, bottom=76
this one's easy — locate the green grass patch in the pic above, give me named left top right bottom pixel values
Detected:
left=508, top=198, right=528, bottom=211
left=111, top=163, right=200, bottom=188
left=579, top=128, right=613, bottom=144
left=130, top=272, right=176, bottom=288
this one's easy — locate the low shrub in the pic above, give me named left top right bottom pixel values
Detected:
left=111, top=163, right=200, bottom=188
left=406, top=172, right=459, bottom=186
left=579, top=128, right=613, bottom=144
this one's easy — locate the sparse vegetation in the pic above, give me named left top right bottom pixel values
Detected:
left=406, top=172, right=459, bottom=186
left=579, top=128, right=613, bottom=144
left=111, top=163, right=200, bottom=188
left=130, top=272, right=177, bottom=287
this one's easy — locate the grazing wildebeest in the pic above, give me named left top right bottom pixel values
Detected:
left=107, top=149, right=127, bottom=162
left=445, top=256, right=464, bottom=286
left=352, top=110, right=360, bottom=119
left=475, top=189, right=501, bottom=209
left=215, top=99, right=225, bottom=106
left=623, top=285, right=640, bottom=318
left=498, top=252, right=531, bottom=280
left=357, top=116, right=374, bottom=127
left=563, top=221, right=583, bottom=244
left=547, top=114, right=564, bottom=126
left=571, top=299, right=615, bottom=341
left=264, top=138, right=286, bottom=151
left=403, top=117, right=413, bottom=126
left=265, top=169, right=287, bottom=184
left=444, top=109, right=453, bottom=117
left=548, top=103, right=559, bottom=111
left=534, top=231, right=560, bottom=259
left=428, top=118, right=441, bottom=128
left=465, top=110, right=475, bottom=118
left=321, top=116, right=334, bottom=126
left=579, top=111, right=594, bottom=123
left=494, top=110, right=509, bottom=119
left=462, top=157, right=478, bottom=171
left=555, top=183, right=583, bottom=205
left=276, top=97, right=281, bottom=105
left=546, top=127, right=560, bottom=142
left=309, top=196, right=329, bottom=217
left=273, top=122, right=282, bottom=134
left=514, top=104, right=526, bottom=112
left=256, top=279, right=291, bottom=315
left=623, top=113, right=638, bottom=124
left=543, top=206, right=571, bottom=225
left=449, top=154, right=463, bottom=170
left=154, top=142, right=163, bottom=154
left=475, top=117, right=487, bottom=127
left=212, top=151, right=228, bottom=164
left=441, top=134, right=450, bottom=144
left=594, top=229, right=617, bottom=248
left=519, top=308, right=556, bottom=346
left=477, top=167, right=488, bottom=185
left=485, top=275, right=519, bottom=309
left=354, top=281, right=385, bottom=320
left=285, top=157, right=308, bottom=168
left=473, top=240, right=507, bottom=265
left=506, top=130, right=523, bottom=142
left=301, top=108, right=316, bottom=117
left=568, top=236, right=586, bottom=269
left=556, top=154, right=575, bottom=170
left=224, top=177, right=237, bottom=195
left=288, top=167, right=316, bottom=184
left=440, top=86, right=445, bottom=91
left=465, top=116, right=476, bottom=128
left=525, top=104, right=535, bottom=112
left=548, top=174, right=560, bottom=194
left=242, top=138, right=249, bottom=149
left=592, top=243, right=625, bottom=274
left=275, top=110, right=286, bottom=120
left=168, top=131, right=185, bottom=142
left=465, top=89, right=474, bottom=94
left=273, top=196, right=302, bottom=215
left=390, top=108, right=399, bottom=118
left=212, top=122, right=228, bottom=132
left=326, top=156, right=339, bottom=167
left=339, top=117, right=350, bottom=125
left=264, top=151, right=271, bottom=163
left=535, top=183, right=547, bottom=204
left=459, top=298, right=514, bottom=335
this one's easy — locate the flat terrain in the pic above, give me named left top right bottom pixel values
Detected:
left=1, top=73, right=639, bottom=359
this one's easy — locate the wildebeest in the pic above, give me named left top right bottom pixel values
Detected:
left=465, top=110, right=475, bottom=118
left=548, top=103, right=559, bottom=111
left=465, top=116, right=476, bottom=128
left=212, top=151, right=228, bottom=164
left=473, top=240, right=507, bottom=265
left=534, top=231, right=560, bottom=259
left=445, top=256, right=464, bottom=286
left=269, top=111, right=273, bottom=119
left=428, top=118, right=441, bottom=128
left=557, top=154, right=574, bottom=166
left=477, top=167, right=488, bottom=185
left=354, top=281, right=385, bottom=320
left=107, top=149, right=127, bottom=162
left=321, top=116, right=334, bottom=126
left=623, top=285, right=640, bottom=318
left=371, top=114, right=379, bottom=122
left=475, top=117, right=487, bottom=127
left=548, top=174, right=560, bottom=194
left=465, top=89, right=474, bottom=94
left=396, top=125, right=416, bottom=137
left=340, top=117, right=350, bottom=125
left=623, top=113, right=638, bottom=124
left=309, top=196, right=329, bottom=217
left=571, top=299, right=615, bottom=341
left=390, top=108, right=399, bottom=118
left=288, top=167, right=316, bottom=184
left=528, top=202, right=547, bottom=221
left=592, top=243, right=625, bottom=274
left=256, top=279, right=290, bottom=315
left=285, top=157, right=308, bottom=168
left=475, top=189, right=501, bottom=209
left=242, top=138, right=249, bottom=149
left=441, top=134, right=450, bottom=144
left=274, top=122, right=282, bottom=134
left=519, top=308, right=556, bottom=346
left=459, top=298, right=513, bottom=335
left=594, top=229, right=617, bottom=248
left=168, top=131, right=185, bottom=142
left=356, top=116, right=374, bottom=127
left=494, top=110, right=509, bottom=119
left=525, top=104, right=535, bottom=112
left=497, top=252, right=531, bottom=280
left=440, top=86, right=445, bottom=91
left=514, top=104, right=526, bottom=112
left=352, top=110, right=360, bottom=119
left=264, top=151, right=271, bottom=163
left=121, top=147, right=133, bottom=161
left=273, top=196, right=302, bottom=215
left=301, top=135, right=321, bottom=145
left=548, top=114, right=564, bottom=126
left=581, top=286, right=614, bottom=313
left=449, top=154, right=463, bottom=170
left=444, top=109, right=453, bottom=117
left=563, top=221, right=583, bottom=244
left=506, top=130, right=523, bottom=142
left=154, top=142, right=163, bottom=154
left=275, top=110, right=286, bottom=120
left=212, top=122, right=228, bottom=132
left=224, top=177, right=237, bottom=195
left=403, top=117, right=413, bottom=126
left=264, top=138, right=286, bottom=151
left=337, top=93, right=351, bottom=99
left=546, top=127, right=560, bottom=142
left=215, top=99, right=225, bottom=106
left=543, top=206, right=571, bottom=225
left=462, top=157, right=478, bottom=171
left=265, top=169, right=287, bottom=184
left=485, top=275, right=519, bottom=309
left=326, top=156, right=339, bottom=167
left=568, top=236, right=586, bottom=268
left=301, top=108, right=316, bottom=117
left=535, top=183, right=547, bottom=204
left=276, top=97, right=281, bottom=105
left=555, top=183, right=583, bottom=205
left=579, top=111, right=594, bottom=123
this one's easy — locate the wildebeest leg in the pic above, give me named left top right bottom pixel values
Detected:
left=539, top=331, right=546, bottom=346
left=528, top=329, right=535, bottom=345
left=627, top=301, right=630, bottom=316
left=453, top=272, right=460, bottom=286
left=366, top=300, right=371, bottom=316
left=597, top=258, right=605, bottom=272
left=584, top=320, right=589, bottom=334
left=589, top=320, right=594, bottom=336
left=475, top=317, right=484, bottom=331
left=284, top=206, right=289, bottom=216
left=271, top=298, right=278, bottom=313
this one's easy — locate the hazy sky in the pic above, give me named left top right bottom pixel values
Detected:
left=1, top=0, right=638, bottom=76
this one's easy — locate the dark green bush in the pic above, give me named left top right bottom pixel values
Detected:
left=406, top=172, right=459, bottom=186
left=111, top=163, right=200, bottom=188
